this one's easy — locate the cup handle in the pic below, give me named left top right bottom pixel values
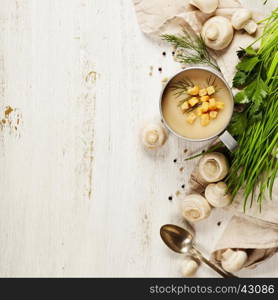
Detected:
left=219, top=130, right=238, bottom=152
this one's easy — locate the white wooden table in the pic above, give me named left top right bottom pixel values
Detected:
left=0, top=0, right=277, bottom=277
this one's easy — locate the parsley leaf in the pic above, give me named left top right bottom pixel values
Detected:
left=236, top=46, right=257, bottom=58
left=245, top=78, right=268, bottom=109
left=233, top=55, right=261, bottom=88
left=228, top=112, right=248, bottom=136
left=233, top=71, right=248, bottom=87
left=248, top=107, right=263, bottom=122
left=244, top=46, right=257, bottom=56
left=234, top=91, right=249, bottom=104
left=236, top=56, right=260, bottom=72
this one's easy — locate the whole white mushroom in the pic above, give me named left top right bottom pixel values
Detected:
left=181, top=258, right=199, bottom=277
left=190, top=0, right=219, bottom=14
left=231, top=8, right=257, bottom=35
left=141, top=122, right=167, bottom=149
left=221, top=249, right=248, bottom=273
left=205, top=182, right=231, bottom=207
left=182, top=194, right=211, bottom=222
left=202, top=16, right=234, bottom=50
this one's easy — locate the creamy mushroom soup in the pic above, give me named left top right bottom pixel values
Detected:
left=161, top=69, right=233, bottom=140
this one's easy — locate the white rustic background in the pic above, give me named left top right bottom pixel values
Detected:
left=0, top=0, right=277, bottom=277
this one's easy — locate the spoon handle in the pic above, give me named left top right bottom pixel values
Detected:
left=192, top=247, right=238, bottom=278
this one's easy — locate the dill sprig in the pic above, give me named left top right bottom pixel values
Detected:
left=170, top=77, right=194, bottom=98
left=206, top=75, right=216, bottom=86
left=184, top=102, right=202, bottom=113
left=161, top=28, right=220, bottom=71
left=170, top=75, right=220, bottom=108
left=207, top=75, right=221, bottom=93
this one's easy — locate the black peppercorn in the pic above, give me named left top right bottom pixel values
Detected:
left=158, top=67, right=162, bottom=72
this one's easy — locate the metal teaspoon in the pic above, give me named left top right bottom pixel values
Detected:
left=160, top=224, right=238, bottom=278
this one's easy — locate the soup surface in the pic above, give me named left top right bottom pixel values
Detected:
left=161, top=69, right=233, bottom=140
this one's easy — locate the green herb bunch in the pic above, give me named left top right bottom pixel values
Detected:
left=227, top=8, right=278, bottom=210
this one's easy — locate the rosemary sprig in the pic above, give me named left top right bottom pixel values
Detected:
left=161, top=28, right=220, bottom=71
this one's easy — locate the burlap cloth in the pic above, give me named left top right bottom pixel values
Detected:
left=133, top=0, right=278, bottom=270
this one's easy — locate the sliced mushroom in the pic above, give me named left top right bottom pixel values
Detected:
left=201, top=16, right=234, bottom=50
left=141, top=122, right=167, bottom=149
left=181, top=258, right=199, bottom=277
left=205, top=182, right=231, bottom=207
left=182, top=194, right=211, bottom=222
left=198, top=152, right=229, bottom=182
left=190, top=0, right=219, bottom=14
left=221, top=249, right=248, bottom=273
left=231, top=8, right=257, bottom=35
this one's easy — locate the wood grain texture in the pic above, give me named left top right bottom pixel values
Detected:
left=0, top=0, right=277, bottom=277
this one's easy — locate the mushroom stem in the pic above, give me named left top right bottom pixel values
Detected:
left=206, top=25, right=219, bottom=40
left=231, top=8, right=257, bottom=35
left=201, top=16, right=234, bottom=50
left=243, top=20, right=257, bottom=35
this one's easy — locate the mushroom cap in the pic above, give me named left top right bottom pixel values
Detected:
left=190, top=0, right=219, bottom=14
left=205, top=182, right=232, bottom=207
left=198, top=152, right=229, bottom=182
left=231, top=8, right=252, bottom=30
left=201, top=16, right=234, bottom=50
left=182, top=194, right=211, bottom=222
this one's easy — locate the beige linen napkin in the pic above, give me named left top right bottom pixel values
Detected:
left=133, top=0, right=277, bottom=270
left=212, top=214, right=278, bottom=269
left=133, top=0, right=259, bottom=85
left=211, top=177, right=278, bottom=269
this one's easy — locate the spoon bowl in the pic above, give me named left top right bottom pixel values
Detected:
left=160, top=224, right=193, bottom=254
